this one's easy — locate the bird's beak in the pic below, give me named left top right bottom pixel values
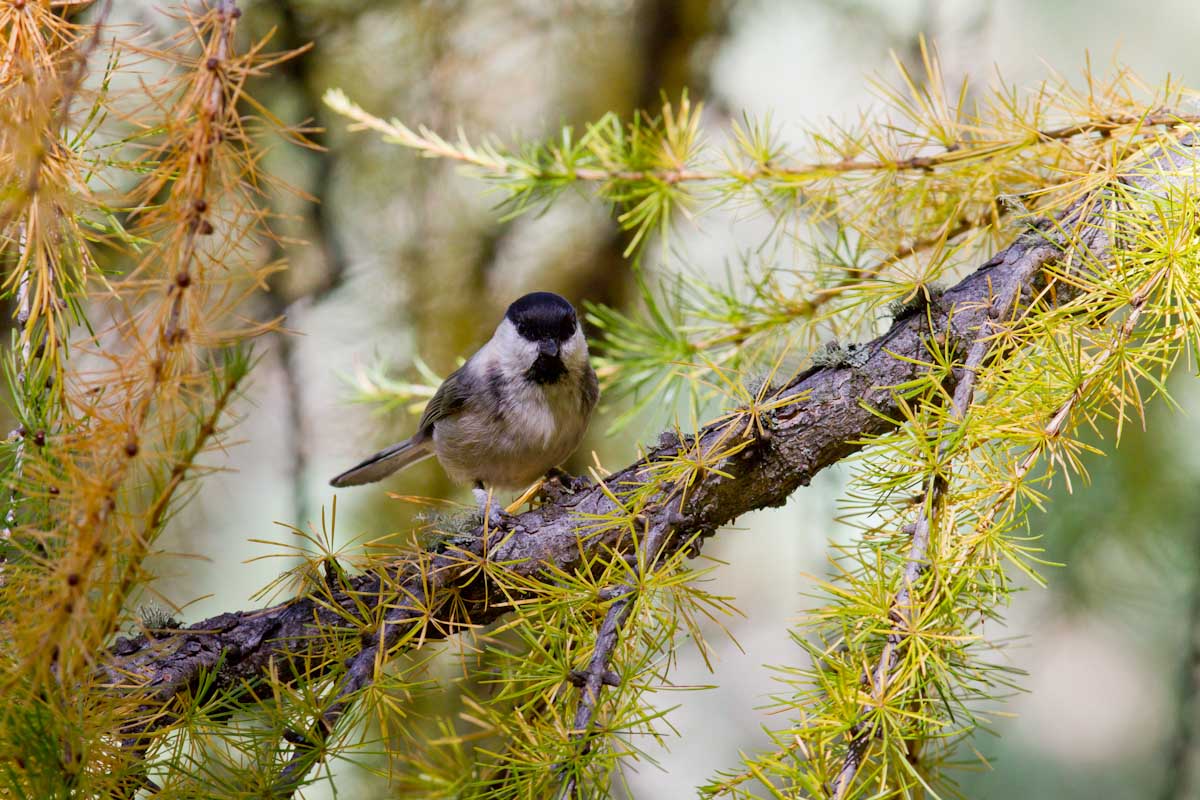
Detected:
left=538, top=340, right=559, bottom=358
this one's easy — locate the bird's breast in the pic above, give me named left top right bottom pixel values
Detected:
left=431, top=375, right=588, bottom=489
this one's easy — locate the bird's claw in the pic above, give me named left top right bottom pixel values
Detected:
left=542, top=467, right=591, bottom=498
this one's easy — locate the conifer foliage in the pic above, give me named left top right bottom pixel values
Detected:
left=1, top=1, right=305, bottom=796
left=2, top=4, right=1200, bottom=799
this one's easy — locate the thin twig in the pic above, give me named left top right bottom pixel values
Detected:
left=830, top=332, right=998, bottom=799
left=89, top=0, right=240, bottom=502
left=112, top=354, right=250, bottom=640
left=966, top=264, right=1169, bottom=550
left=832, top=231, right=1173, bottom=796
left=49, top=0, right=245, bottom=657
left=687, top=212, right=995, bottom=355
left=555, top=519, right=673, bottom=799
left=2, top=223, right=33, bottom=560
left=828, top=189, right=1127, bottom=795
left=1, top=1, right=112, bottom=576
left=331, top=95, right=1200, bottom=189
left=269, top=564, right=439, bottom=797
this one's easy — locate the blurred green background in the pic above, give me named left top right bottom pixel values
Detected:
left=91, top=1, right=1200, bottom=797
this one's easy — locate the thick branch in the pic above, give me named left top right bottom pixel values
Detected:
left=101, top=133, right=1198, bottom=770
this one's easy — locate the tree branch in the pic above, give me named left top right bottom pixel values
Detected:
left=832, top=334, right=992, bottom=799
left=101, top=132, right=1198, bottom=787
left=324, top=90, right=1200, bottom=189
left=555, top=518, right=673, bottom=799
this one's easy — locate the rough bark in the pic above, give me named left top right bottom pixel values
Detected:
left=102, top=132, right=1198, bottom=742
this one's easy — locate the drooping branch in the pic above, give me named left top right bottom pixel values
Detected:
left=101, top=132, right=1198, bottom=782
left=555, top=518, right=674, bottom=800
left=832, top=333, right=994, bottom=799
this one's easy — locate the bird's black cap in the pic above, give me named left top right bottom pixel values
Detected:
left=505, top=292, right=577, bottom=342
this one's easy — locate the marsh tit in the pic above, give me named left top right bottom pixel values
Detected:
left=330, top=291, right=599, bottom=522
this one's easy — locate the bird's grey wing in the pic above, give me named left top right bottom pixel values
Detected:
left=416, top=364, right=471, bottom=433
left=329, top=365, right=470, bottom=488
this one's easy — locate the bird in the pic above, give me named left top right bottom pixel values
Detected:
left=330, top=291, right=599, bottom=524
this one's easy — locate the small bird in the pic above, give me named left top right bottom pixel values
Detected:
left=330, top=291, right=599, bottom=523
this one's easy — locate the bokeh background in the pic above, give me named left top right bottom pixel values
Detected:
left=86, top=1, right=1200, bottom=797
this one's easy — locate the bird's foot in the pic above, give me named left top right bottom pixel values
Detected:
left=539, top=467, right=592, bottom=501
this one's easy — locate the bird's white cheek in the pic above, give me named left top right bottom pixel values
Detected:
left=561, top=333, right=590, bottom=369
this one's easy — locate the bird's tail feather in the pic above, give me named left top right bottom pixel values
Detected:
left=329, top=437, right=434, bottom=487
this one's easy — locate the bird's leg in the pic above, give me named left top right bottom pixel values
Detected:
left=473, top=482, right=506, bottom=529
left=535, top=467, right=591, bottom=504
left=507, top=480, right=546, bottom=513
